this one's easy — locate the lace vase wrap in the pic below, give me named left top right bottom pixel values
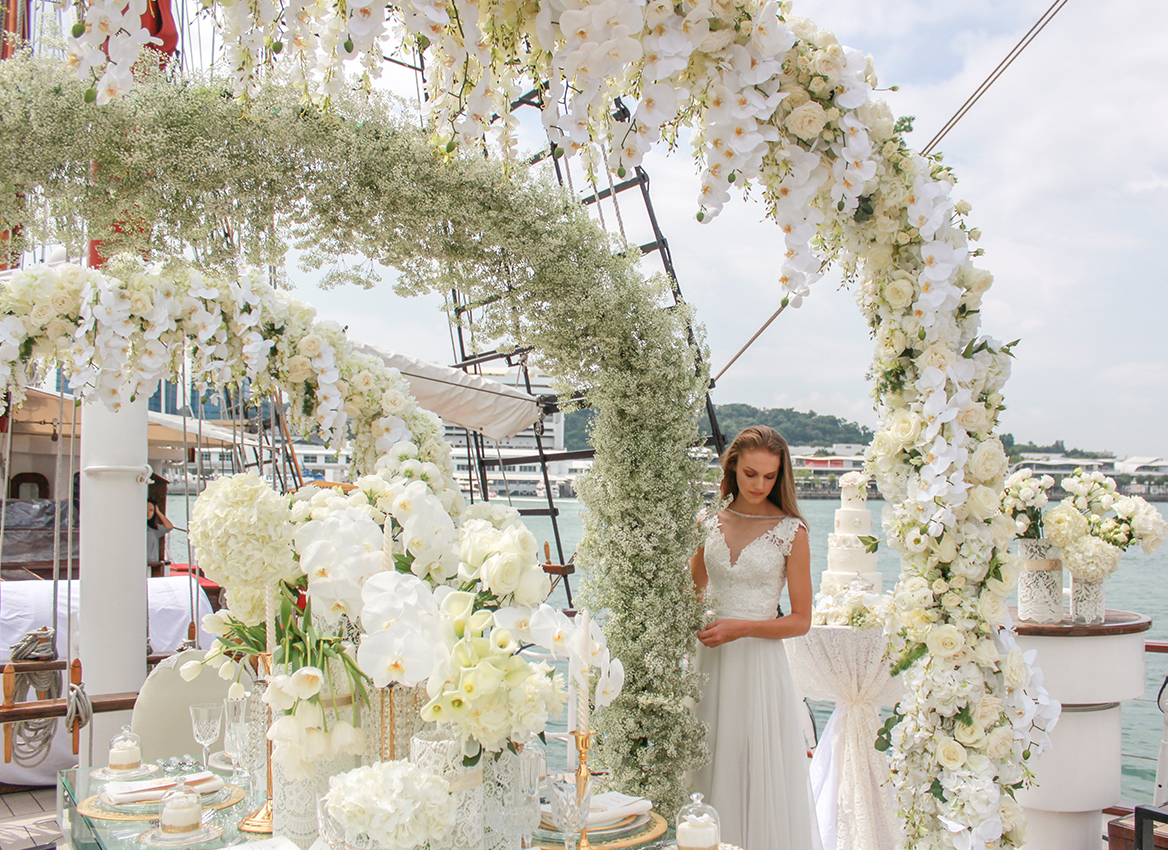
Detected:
left=273, top=651, right=359, bottom=848
left=1070, top=576, right=1106, bottom=625
left=410, top=727, right=485, bottom=850
left=788, top=626, right=904, bottom=850
left=483, top=747, right=542, bottom=850
left=1017, top=538, right=1064, bottom=624
left=361, top=685, right=429, bottom=765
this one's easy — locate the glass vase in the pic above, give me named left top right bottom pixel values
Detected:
left=1070, top=575, right=1106, bottom=625
left=410, top=727, right=484, bottom=850
left=483, top=740, right=544, bottom=850
left=1017, top=538, right=1064, bottom=624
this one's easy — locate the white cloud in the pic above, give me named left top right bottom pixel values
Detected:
left=294, top=0, right=1168, bottom=459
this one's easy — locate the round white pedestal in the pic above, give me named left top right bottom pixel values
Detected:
left=1013, top=609, right=1149, bottom=850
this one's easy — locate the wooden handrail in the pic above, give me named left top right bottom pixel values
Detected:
left=2, top=654, right=173, bottom=674
left=0, top=691, right=138, bottom=723
left=1146, top=640, right=1168, bottom=654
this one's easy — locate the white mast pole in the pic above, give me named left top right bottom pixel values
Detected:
left=79, top=395, right=150, bottom=764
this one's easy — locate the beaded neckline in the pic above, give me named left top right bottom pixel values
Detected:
left=725, top=507, right=785, bottom=519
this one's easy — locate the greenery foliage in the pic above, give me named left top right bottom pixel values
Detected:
left=1, top=54, right=709, bottom=813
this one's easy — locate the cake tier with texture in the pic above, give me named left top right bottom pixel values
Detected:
left=821, top=477, right=882, bottom=596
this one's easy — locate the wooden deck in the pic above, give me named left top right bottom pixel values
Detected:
left=0, top=788, right=62, bottom=850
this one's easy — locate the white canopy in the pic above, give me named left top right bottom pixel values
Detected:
left=12, top=386, right=248, bottom=450
left=354, top=343, right=542, bottom=441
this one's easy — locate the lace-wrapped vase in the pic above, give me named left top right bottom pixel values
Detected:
left=1017, top=538, right=1064, bottom=624
left=483, top=741, right=544, bottom=850
left=1070, top=575, right=1107, bottom=625
left=410, top=727, right=484, bottom=850
left=272, top=655, right=359, bottom=849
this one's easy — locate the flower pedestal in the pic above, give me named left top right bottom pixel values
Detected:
left=1017, top=538, right=1064, bottom=624
left=1014, top=609, right=1150, bottom=850
left=410, top=728, right=484, bottom=850
left=1069, top=576, right=1106, bottom=625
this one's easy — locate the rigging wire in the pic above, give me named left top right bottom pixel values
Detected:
left=922, top=0, right=1072, bottom=156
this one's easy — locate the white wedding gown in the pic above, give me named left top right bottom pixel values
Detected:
left=693, top=513, right=822, bottom=850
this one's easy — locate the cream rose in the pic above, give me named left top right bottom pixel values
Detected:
left=955, top=403, right=988, bottom=434
left=29, top=302, right=56, bottom=326
left=883, top=275, right=915, bottom=310
left=954, top=720, right=984, bottom=747
left=974, top=695, right=1003, bottom=726
left=934, top=736, right=967, bottom=770
left=1003, top=648, right=1030, bottom=689
left=984, top=725, right=1014, bottom=760
left=925, top=624, right=964, bottom=658
left=808, top=51, right=843, bottom=85
left=966, top=485, right=1001, bottom=521
left=297, top=333, right=325, bottom=358
left=785, top=101, right=828, bottom=142
left=286, top=355, right=313, bottom=383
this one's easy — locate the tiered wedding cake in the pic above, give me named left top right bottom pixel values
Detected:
left=820, top=472, right=882, bottom=596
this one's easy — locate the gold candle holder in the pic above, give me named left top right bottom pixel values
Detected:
left=573, top=730, right=593, bottom=850
left=239, top=653, right=274, bottom=834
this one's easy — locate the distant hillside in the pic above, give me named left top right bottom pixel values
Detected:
left=562, top=404, right=872, bottom=451
left=702, top=403, right=874, bottom=448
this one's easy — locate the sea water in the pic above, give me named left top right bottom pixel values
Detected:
left=167, top=493, right=1168, bottom=803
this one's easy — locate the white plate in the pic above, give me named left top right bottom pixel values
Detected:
left=91, top=764, right=160, bottom=781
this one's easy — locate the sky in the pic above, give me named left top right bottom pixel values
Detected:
left=282, top=0, right=1168, bottom=461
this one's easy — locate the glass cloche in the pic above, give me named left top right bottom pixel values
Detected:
left=107, top=726, right=142, bottom=771
left=676, top=792, right=720, bottom=850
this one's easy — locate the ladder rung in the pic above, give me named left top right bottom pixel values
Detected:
left=518, top=507, right=559, bottom=517
left=638, top=240, right=661, bottom=255
left=582, top=173, right=646, bottom=206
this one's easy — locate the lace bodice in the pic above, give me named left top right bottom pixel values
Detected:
left=701, top=513, right=804, bottom=621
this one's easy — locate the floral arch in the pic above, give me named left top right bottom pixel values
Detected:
left=3, top=0, right=1058, bottom=837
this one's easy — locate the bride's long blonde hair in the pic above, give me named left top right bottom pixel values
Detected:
left=719, top=426, right=806, bottom=525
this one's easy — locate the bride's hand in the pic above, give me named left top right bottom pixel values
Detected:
left=698, top=619, right=747, bottom=647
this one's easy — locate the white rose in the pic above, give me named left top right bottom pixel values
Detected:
left=984, top=725, right=1014, bottom=760
left=925, top=624, right=964, bottom=658
left=978, top=591, right=1007, bottom=627
left=29, top=302, right=55, bottom=326
left=973, top=638, right=1001, bottom=669
left=482, top=551, right=524, bottom=596
left=886, top=408, right=923, bottom=449
left=785, top=101, right=828, bottom=142
left=966, top=485, right=1001, bottom=521
left=918, top=343, right=953, bottom=373
left=1003, top=648, right=1030, bottom=689
left=883, top=275, right=915, bottom=310
left=969, top=439, right=1008, bottom=484
left=962, top=267, right=994, bottom=296
left=934, top=736, right=967, bottom=770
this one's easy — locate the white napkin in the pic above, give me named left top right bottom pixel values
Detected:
left=103, top=771, right=226, bottom=805
left=542, top=791, right=652, bottom=828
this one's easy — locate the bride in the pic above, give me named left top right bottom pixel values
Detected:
left=690, top=425, right=821, bottom=849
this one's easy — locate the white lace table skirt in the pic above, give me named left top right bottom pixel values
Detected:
left=788, top=626, right=904, bottom=850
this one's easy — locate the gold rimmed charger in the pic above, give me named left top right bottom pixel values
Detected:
left=76, top=785, right=246, bottom=822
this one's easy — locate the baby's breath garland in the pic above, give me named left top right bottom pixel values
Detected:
left=2, top=54, right=711, bottom=813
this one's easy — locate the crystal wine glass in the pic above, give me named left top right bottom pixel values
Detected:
left=222, top=696, right=250, bottom=787
left=545, top=769, right=592, bottom=850
left=189, top=703, right=223, bottom=770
